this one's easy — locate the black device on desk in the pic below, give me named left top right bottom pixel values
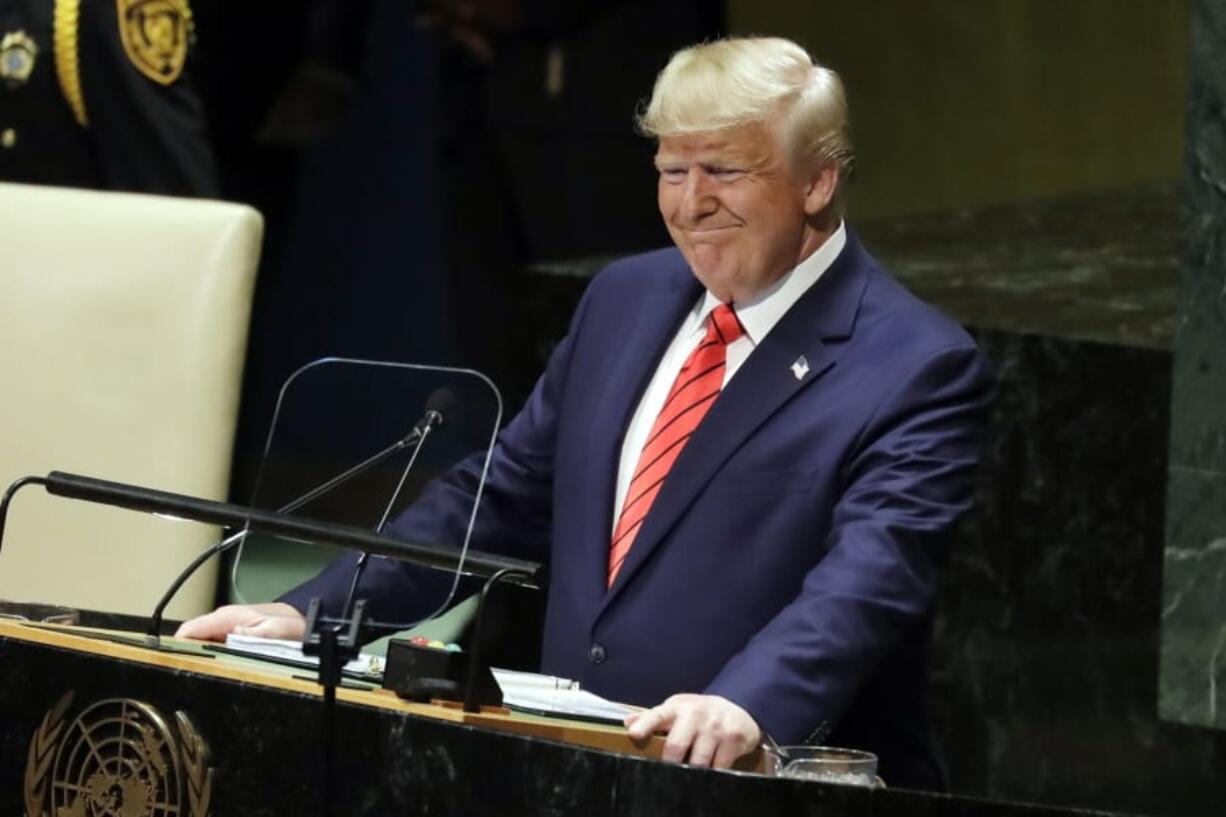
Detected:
left=382, top=638, right=503, bottom=707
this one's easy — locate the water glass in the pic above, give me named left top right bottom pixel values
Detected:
left=777, top=746, right=878, bottom=787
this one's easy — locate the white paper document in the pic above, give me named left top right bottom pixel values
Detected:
left=223, top=633, right=385, bottom=676
left=492, top=668, right=638, bottom=723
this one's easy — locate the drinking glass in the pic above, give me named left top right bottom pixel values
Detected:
left=777, top=746, right=878, bottom=787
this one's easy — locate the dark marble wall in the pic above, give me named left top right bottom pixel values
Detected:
left=930, top=330, right=1226, bottom=816
left=1160, top=0, right=1226, bottom=733
left=862, top=187, right=1179, bottom=351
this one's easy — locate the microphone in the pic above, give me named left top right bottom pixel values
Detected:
left=337, top=389, right=457, bottom=622
left=412, top=387, right=457, bottom=438
left=145, top=388, right=459, bottom=647
left=281, top=387, right=457, bottom=515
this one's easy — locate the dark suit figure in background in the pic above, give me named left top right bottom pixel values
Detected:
left=179, top=37, right=994, bottom=788
left=426, top=0, right=726, bottom=402
left=0, top=0, right=217, bottom=196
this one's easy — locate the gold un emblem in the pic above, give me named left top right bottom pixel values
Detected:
left=24, top=692, right=213, bottom=817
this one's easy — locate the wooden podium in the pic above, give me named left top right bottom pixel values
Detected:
left=0, top=616, right=1123, bottom=817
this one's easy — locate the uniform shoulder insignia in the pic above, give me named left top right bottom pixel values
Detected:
left=116, top=0, right=190, bottom=85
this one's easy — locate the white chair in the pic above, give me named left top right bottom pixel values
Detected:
left=0, top=182, right=263, bottom=619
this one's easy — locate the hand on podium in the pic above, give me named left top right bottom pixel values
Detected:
left=625, top=693, right=761, bottom=769
left=175, top=602, right=306, bottom=642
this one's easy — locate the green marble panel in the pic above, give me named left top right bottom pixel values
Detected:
left=1161, top=0, right=1226, bottom=731
left=1167, top=304, right=1226, bottom=472
left=1161, top=467, right=1226, bottom=726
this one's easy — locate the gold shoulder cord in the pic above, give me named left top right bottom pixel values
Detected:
left=53, top=0, right=88, bottom=126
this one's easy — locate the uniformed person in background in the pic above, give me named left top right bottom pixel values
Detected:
left=0, top=0, right=217, bottom=196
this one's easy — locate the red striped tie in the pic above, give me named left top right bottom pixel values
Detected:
left=608, top=303, right=743, bottom=587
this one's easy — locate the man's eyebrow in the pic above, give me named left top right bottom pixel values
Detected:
left=725, top=151, right=771, bottom=170
left=656, top=149, right=727, bottom=163
left=654, top=146, right=763, bottom=169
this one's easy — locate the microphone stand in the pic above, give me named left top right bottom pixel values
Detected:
left=300, top=597, right=367, bottom=817
left=0, top=476, right=47, bottom=556
left=464, top=567, right=535, bottom=712
left=0, top=472, right=542, bottom=647
left=339, top=412, right=441, bottom=623
left=145, top=423, right=433, bottom=649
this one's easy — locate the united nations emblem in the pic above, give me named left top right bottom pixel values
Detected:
left=0, top=30, right=38, bottom=87
left=116, top=0, right=189, bottom=85
left=24, top=692, right=213, bottom=817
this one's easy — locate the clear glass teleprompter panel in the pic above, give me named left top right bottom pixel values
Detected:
left=228, top=358, right=502, bottom=631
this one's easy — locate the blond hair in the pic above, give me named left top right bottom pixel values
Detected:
left=638, top=37, right=855, bottom=210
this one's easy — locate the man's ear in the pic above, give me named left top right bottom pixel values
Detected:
left=803, top=164, right=839, bottom=216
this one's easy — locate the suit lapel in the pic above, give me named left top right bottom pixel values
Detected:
left=600, top=234, right=871, bottom=607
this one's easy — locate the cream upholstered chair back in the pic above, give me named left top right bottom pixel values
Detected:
left=0, top=182, right=263, bottom=619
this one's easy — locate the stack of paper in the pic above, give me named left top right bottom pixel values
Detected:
left=224, top=633, right=385, bottom=676
left=492, top=668, right=638, bottom=723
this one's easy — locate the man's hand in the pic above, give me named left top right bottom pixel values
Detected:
left=174, top=603, right=306, bottom=643
left=624, top=694, right=761, bottom=769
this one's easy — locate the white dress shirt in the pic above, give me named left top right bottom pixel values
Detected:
left=612, top=222, right=847, bottom=529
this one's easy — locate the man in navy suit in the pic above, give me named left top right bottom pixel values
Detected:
left=180, top=36, right=993, bottom=788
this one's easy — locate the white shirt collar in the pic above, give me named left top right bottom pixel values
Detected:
left=690, top=221, right=847, bottom=344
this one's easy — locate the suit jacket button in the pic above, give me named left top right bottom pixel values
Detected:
left=589, top=643, right=606, bottom=664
